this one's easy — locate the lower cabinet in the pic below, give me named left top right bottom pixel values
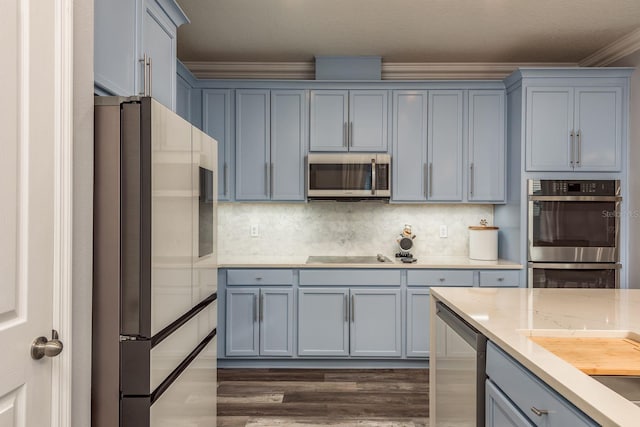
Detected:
left=486, top=379, right=535, bottom=427
left=226, top=287, right=293, bottom=357
left=486, top=341, right=598, bottom=427
left=406, top=289, right=430, bottom=357
left=298, top=288, right=401, bottom=357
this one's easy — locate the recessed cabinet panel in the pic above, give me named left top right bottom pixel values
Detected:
left=260, top=289, right=294, bottom=356
left=298, top=288, right=350, bottom=356
left=392, top=90, right=428, bottom=201
left=468, top=90, right=505, bottom=202
left=226, top=288, right=259, bottom=356
left=203, top=89, right=233, bottom=200
left=349, top=90, right=389, bottom=152
left=525, top=88, right=574, bottom=171
left=407, top=289, right=430, bottom=358
left=350, top=289, right=401, bottom=357
left=574, top=88, right=622, bottom=171
left=486, top=380, right=535, bottom=427
left=235, top=90, right=270, bottom=200
left=428, top=91, right=463, bottom=201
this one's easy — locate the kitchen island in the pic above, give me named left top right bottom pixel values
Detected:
left=430, top=287, right=640, bottom=427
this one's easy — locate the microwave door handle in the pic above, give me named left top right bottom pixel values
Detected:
left=371, top=158, right=376, bottom=195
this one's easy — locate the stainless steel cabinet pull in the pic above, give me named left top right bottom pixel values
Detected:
left=270, top=163, right=274, bottom=197
left=351, top=295, right=355, bottom=322
left=344, top=295, right=348, bottom=322
left=497, top=277, right=504, bottom=282
left=255, top=277, right=262, bottom=281
left=31, top=330, right=63, bottom=360
left=139, top=54, right=149, bottom=96
left=371, top=158, right=376, bottom=195
left=569, top=130, right=575, bottom=167
left=349, top=121, right=353, bottom=147
left=259, top=294, right=264, bottom=322
left=265, top=163, right=269, bottom=196
left=147, top=56, right=152, bottom=97
left=343, top=122, right=347, bottom=147
left=576, top=130, right=581, bottom=166
left=223, top=163, right=228, bottom=196
left=429, top=163, right=433, bottom=197
left=254, top=295, right=258, bottom=322
left=530, top=407, right=549, bottom=417
left=470, top=163, right=474, bottom=197
left=439, top=278, right=445, bottom=282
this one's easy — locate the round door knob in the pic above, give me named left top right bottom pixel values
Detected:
left=31, top=329, right=63, bottom=360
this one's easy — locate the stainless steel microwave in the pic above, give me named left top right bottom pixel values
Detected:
left=307, top=153, right=391, bottom=200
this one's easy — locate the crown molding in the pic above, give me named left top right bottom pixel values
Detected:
left=183, top=61, right=578, bottom=80
left=580, top=27, right=640, bottom=66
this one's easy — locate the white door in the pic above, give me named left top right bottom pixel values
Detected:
left=1, top=0, right=72, bottom=425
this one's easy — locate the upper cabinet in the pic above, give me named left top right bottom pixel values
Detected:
left=310, top=90, right=389, bottom=152
left=203, top=89, right=234, bottom=201
left=235, top=89, right=307, bottom=201
left=525, top=86, right=623, bottom=172
left=95, top=0, right=189, bottom=110
left=468, top=90, right=505, bottom=202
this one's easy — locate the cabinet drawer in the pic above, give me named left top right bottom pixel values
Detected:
left=226, top=269, right=293, bottom=286
left=407, top=270, right=474, bottom=286
left=479, top=271, right=520, bottom=287
left=486, top=341, right=597, bottom=427
left=299, top=269, right=401, bottom=286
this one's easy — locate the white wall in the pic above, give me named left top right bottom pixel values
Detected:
left=611, top=51, right=640, bottom=288
left=218, top=202, right=494, bottom=258
left=73, top=0, right=94, bottom=424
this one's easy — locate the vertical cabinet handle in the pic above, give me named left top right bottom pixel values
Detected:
left=270, top=163, right=274, bottom=197
left=344, top=295, right=348, bottom=322
left=223, top=163, right=228, bottom=196
left=351, top=295, right=355, bottom=323
left=265, top=163, right=269, bottom=197
left=429, top=163, right=433, bottom=197
left=469, top=163, right=475, bottom=197
left=371, top=158, right=376, bottom=195
left=576, top=130, right=581, bottom=167
left=343, top=122, right=348, bottom=147
left=147, top=56, right=152, bottom=97
left=253, top=294, right=258, bottom=322
left=569, top=130, right=575, bottom=167
left=349, top=121, right=353, bottom=148
left=139, top=54, right=149, bottom=96
left=259, top=294, right=264, bottom=322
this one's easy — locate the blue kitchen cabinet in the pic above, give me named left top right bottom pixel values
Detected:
left=203, top=89, right=234, bottom=200
left=176, top=73, right=191, bottom=121
left=235, top=89, right=306, bottom=201
left=486, top=380, right=535, bottom=427
left=428, top=90, right=464, bottom=201
left=391, top=90, right=428, bottom=201
left=350, top=289, right=401, bottom=357
left=310, top=90, right=388, bottom=152
left=406, top=288, right=430, bottom=358
left=259, top=288, right=294, bottom=356
left=298, top=288, right=350, bottom=356
left=525, top=85, right=623, bottom=172
left=486, top=341, right=598, bottom=427
left=225, top=288, right=259, bottom=356
left=94, top=0, right=188, bottom=110
left=270, top=90, right=307, bottom=201
left=468, top=90, right=505, bottom=202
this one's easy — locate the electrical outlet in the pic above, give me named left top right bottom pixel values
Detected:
left=250, top=224, right=260, bottom=237
left=439, top=225, right=448, bottom=238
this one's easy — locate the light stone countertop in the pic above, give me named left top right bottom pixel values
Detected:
left=218, top=255, right=522, bottom=269
left=430, top=287, right=640, bottom=427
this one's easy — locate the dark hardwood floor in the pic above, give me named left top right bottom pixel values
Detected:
left=217, top=368, right=429, bottom=426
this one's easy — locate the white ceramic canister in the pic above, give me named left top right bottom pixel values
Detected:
left=468, top=225, right=499, bottom=260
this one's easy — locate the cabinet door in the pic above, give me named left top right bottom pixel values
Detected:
left=391, top=90, right=428, bottom=201
left=468, top=90, right=505, bottom=202
left=141, top=0, right=177, bottom=110
left=428, top=90, right=463, bottom=201
left=350, top=289, right=401, bottom=357
left=235, top=89, right=270, bottom=200
left=298, top=288, right=349, bottom=356
left=407, top=289, right=430, bottom=358
left=525, top=87, right=574, bottom=171
left=486, top=380, right=535, bottom=427
left=309, top=90, right=349, bottom=151
left=259, top=288, right=294, bottom=356
left=226, top=288, right=259, bottom=356
left=271, top=90, right=306, bottom=201
left=94, top=0, right=137, bottom=96
left=203, top=89, right=233, bottom=200
left=175, top=74, right=191, bottom=122
left=574, top=87, right=623, bottom=172
left=349, top=90, right=389, bottom=152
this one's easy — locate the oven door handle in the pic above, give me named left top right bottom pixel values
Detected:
left=528, top=262, right=621, bottom=270
left=528, top=195, right=622, bottom=202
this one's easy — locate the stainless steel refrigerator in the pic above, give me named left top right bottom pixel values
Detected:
left=93, top=96, right=218, bottom=427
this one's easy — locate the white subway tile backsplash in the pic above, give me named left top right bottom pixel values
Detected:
left=217, top=202, right=493, bottom=258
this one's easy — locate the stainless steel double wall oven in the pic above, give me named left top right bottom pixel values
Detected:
left=528, top=179, right=621, bottom=288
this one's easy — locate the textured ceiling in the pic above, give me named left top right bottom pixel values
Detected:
left=175, top=0, right=640, bottom=64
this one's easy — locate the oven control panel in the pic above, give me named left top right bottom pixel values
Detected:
left=530, top=180, right=619, bottom=196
